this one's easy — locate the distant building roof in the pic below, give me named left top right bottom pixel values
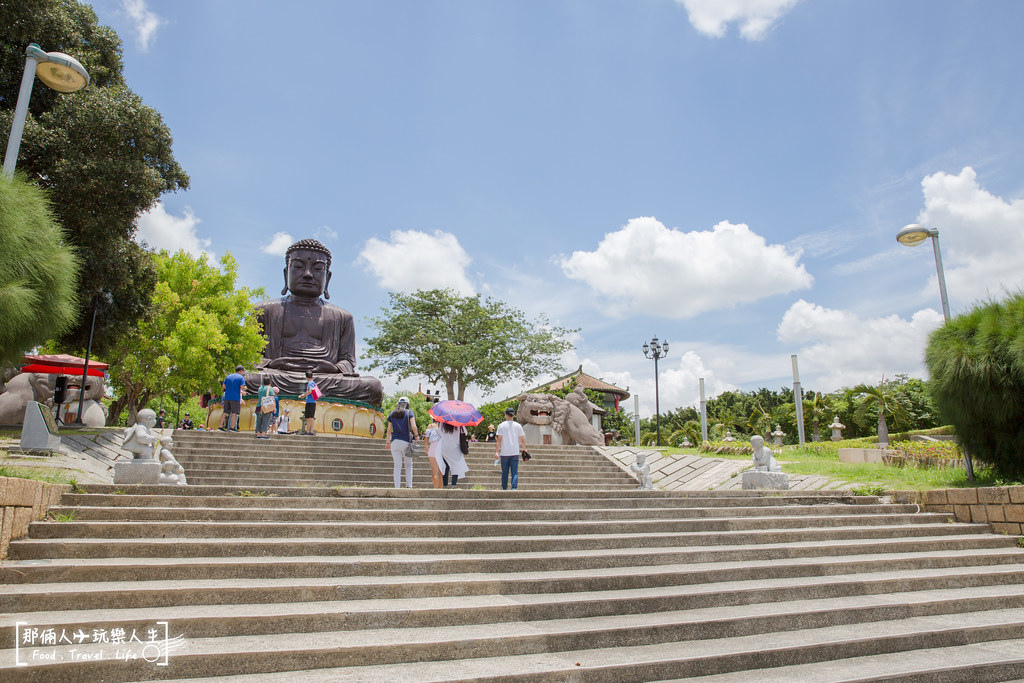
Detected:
left=533, top=366, right=630, bottom=399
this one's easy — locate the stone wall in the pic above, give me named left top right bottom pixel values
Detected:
left=899, top=487, right=1024, bottom=535
left=0, top=476, right=70, bottom=559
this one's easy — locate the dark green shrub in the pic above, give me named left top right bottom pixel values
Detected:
left=925, top=293, right=1024, bottom=479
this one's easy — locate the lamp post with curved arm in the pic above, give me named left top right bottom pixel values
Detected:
left=896, top=224, right=951, bottom=322
left=3, top=43, right=90, bottom=178
left=642, top=336, right=669, bottom=446
left=896, top=223, right=971, bottom=478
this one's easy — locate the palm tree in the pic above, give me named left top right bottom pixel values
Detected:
left=801, top=392, right=833, bottom=442
left=849, top=377, right=911, bottom=445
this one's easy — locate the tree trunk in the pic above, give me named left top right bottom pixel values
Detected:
left=812, top=421, right=820, bottom=442
left=877, top=411, right=889, bottom=446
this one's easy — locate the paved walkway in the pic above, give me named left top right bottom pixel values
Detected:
left=596, top=446, right=856, bottom=492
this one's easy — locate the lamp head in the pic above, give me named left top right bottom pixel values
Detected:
left=896, top=224, right=936, bottom=247
left=28, top=45, right=90, bottom=93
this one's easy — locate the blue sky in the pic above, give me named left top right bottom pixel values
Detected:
left=87, top=0, right=1024, bottom=415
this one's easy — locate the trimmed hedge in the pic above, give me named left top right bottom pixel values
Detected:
left=926, top=293, right=1024, bottom=479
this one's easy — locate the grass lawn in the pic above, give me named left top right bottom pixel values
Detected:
left=654, top=445, right=1020, bottom=491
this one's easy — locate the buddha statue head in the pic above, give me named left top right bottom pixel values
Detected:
left=282, top=238, right=332, bottom=300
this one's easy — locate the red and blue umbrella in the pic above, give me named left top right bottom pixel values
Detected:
left=429, top=400, right=484, bottom=427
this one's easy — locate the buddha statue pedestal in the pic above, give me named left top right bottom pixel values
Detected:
left=205, top=395, right=384, bottom=438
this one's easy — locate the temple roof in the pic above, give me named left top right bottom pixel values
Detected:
left=533, top=366, right=630, bottom=399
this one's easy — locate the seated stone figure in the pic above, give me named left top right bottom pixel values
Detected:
left=750, top=435, right=782, bottom=472
left=245, top=239, right=383, bottom=405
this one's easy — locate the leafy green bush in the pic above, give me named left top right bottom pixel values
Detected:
left=926, top=293, right=1024, bottom=479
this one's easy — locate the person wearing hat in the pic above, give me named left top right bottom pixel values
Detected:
left=384, top=396, right=419, bottom=488
left=155, top=409, right=167, bottom=429
left=484, top=424, right=497, bottom=442
left=178, top=413, right=194, bottom=430
left=495, top=407, right=527, bottom=490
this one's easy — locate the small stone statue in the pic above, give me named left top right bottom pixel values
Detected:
left=750, top=435, right=782, bottom=472
left=122, top=408, right=187, bottom=485
left=122, top=409, right=168, bottom=460
left=159, top=456, right=187, bottom=485
left=630, top=452, right=654, bottom=490
left=723, top=431, right=736, bottom=442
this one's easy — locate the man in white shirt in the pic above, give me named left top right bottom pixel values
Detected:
left=494, top=407, right=527, bottom=490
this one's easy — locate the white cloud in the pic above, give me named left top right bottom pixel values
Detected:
left=135, top=202, right=213, bottom=260
left=677, top=0, right=800, bottom=40
left=315, top=225, right=339, bottom=242
left=916, top=166, right=1024, bottom=307
left=121, top=0, right=163, bottom=51
left=261, top=232, right=294, bottom=257
left=777, top=299, right=945, bottom=390
left=560, top=217, right=812, bottom=318
left=358, top=229, right=474, bottom=295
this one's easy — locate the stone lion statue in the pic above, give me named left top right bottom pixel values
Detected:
left=516, top=392, right=604, bottom=446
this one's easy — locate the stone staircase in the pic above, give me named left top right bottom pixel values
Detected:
left=169, top=430, right=637, bottom=490
left=3, top=483, right=1024, bottom=681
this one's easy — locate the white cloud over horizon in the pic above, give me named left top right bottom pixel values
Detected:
left=135, top=202, right=212, bottom=260
left=777, top=299, right=945, bottom=390
left=677, top=0, right=801, bottom=40
left=560, top=217, right=813, bottom=319
left=917, top=166, right=1024, bottom=308
left=121, top=0, right=163, bottom=51
left=357, top=229, right=475, bottom=295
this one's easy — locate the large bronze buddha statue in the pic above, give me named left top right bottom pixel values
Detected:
left=245, top=238, right=383, bottom=405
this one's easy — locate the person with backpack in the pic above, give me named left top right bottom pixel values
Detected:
left=384, top=397, right=419, bottom=488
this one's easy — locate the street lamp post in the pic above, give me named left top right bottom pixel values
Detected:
left=896, top=224, right=951, bottom=322
left=75, top=292, right=112, bottom=425
left=896, top=223, right=972, bottom=478
left=3, top=43, right=90, bottom=178
left=642, top=336, right=669, bottom=446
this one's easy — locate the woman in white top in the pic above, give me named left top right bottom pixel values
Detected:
left=438, top=422, right=469, bottom=488
left=424, top=421, right=444, bottom=489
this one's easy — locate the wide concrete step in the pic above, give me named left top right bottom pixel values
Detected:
left=4, top=601, right=1024, bottom=681
left=4, top=561, right=1024, bottom=617
left=182, top=476, right=639, bottom=490
left=8, top=538, right=1015, bottom=583
left=44, top=502, right=926, bottom=523
left=690, top=639, right=1024, bottom=682
left=7, top=523, right=1000, bottom=561
left=4, top=574, right=1024, bottom=644
left=60, top=490, right=873, bottom=509
left=22, top=511, right=961, bottom=540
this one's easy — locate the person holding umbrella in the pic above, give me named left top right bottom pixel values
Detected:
left=429, top=400, right=482, bottom=489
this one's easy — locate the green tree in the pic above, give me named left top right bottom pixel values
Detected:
left=926, top=293, right=1024, bottom=479
left=0, top=0, right=189, bottom=354
left=105, top=251, right=265, bottom=425
left=0, top=175, right=79, bottom=365
left=849, top=377, right=912, bottom=444
left=363, top=289, right=577, bottom=401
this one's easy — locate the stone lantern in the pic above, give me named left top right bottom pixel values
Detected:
left=829, top=415, right=845, bottom=441
left=771, top=424, right=785, bottom=446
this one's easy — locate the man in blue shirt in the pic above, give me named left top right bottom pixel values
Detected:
left=218, top=365, right=246, bottom=431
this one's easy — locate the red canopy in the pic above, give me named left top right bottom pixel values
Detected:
left=22, top=354, right=108, bottom=377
